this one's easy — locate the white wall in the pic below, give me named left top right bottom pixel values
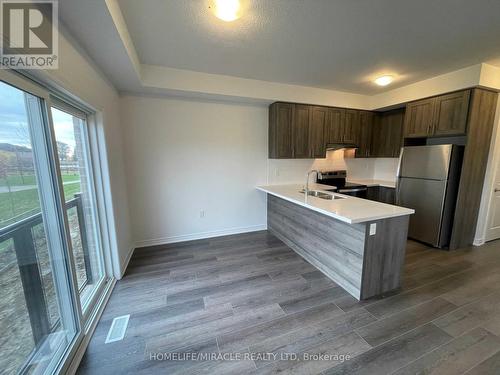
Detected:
left=120, top=95, right=269, bottom=247
left=31, top=27, right=133, bottom=278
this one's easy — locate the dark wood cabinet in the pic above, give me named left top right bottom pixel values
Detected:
left=379, top=187, right=395, bottom=204
left=403, top=89, right=471, bottom=139
left=433, top=90, right=470, bottom=136
left=372, top=109, right=404, bottom=158
left=325, top=108, right=345, bottom=144
left=366, top=186, right=395, bottom=204
left=309, top=106, right=328, bottom=158
left=343, top=110, right=360, bottom=144
left=269, top=102, right=294, bottom=158
left=356, top=111, right=374, bottom=157
left=293, top=105, right=311, bottom=158
left=404, top=98, right=435, bottom=138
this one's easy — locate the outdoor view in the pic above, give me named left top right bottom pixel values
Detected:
left=0, top=81, right=102, bottom=374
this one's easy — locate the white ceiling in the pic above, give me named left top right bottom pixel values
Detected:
left=116, top=0, right=500, bottom=94
left=59, top=0, right=500, bottom=98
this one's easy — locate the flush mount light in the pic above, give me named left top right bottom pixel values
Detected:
left=374, top=75, right=394, bottom=86
left=210, top=0, right=241, bottom=22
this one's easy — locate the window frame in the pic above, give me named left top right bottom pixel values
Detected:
left=0, top=68, right=116, bottom=374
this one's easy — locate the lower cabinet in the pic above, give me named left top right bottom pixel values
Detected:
left=366, top=186, right=395, bottom=205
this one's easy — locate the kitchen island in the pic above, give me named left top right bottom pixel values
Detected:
left=257, top=184, right=414, bottom=300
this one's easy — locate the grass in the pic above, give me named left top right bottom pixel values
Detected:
left=0, top=179, right=81, bottom=228
left=0, top=173, right=80, bottom=187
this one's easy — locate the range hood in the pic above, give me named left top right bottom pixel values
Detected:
left=325, top=143, right=359, bottom=151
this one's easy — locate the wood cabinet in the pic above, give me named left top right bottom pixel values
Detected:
left=366, top=186, right=395, bottom=204
left=343, top=110, right=360, bottom=144
left=293, top=105, right=311, bottom=158
left=269, top=102, right=294, bottom=158
left=269, top=103, right=369, bottom=159
left=433, top=90, right=470, bottom=136
left=372, top=109, right=404, bottom=158
left=404, top=90, right=470, bottom=138
left=404, top=98, right=435, bottom=138
left=309, top=106, right=328, bottom=158
left=325, top=108, right=345, bottom=144
left=356, top=111, right=374, bottom=157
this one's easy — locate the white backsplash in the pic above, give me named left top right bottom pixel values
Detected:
left=267, top=150, right=399, bottom=185
left=373, top=158, right=400, bottom=182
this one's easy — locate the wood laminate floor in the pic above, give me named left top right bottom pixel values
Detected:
left=78, top=231, right=500, bottom=374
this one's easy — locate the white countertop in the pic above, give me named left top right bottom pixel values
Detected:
left=347, top=178, right=397, bottom=188
left=257, top=183, right=413, bottom=224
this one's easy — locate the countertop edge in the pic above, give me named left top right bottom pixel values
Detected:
left=257, top=185, right=414, bottom=224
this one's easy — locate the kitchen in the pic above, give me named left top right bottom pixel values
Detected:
left=4, top=1, right=500, bottom=374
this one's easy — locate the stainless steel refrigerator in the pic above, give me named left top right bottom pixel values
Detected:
left=396, top=144, right=464, bottom=248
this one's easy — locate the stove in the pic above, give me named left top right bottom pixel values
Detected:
left=316, top=170, right=367, bottom=198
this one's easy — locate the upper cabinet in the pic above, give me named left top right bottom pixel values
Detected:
left=309, top=106, right=328, bottom=158
left=293, top=105, right=311, bottom=158
left=433, top=90, right=470, bottom=136
left=325, top=108, right=345, bottom=144
left=269, top=102, right=294, bottom=158
left=372, top=109, right=405, bottom=158
left=269, top=103, right=372, bottom=159
left=404, top=98, right=435, bottom=138
left=404, top=90, right=471, bottom=138
left=343, top=110, right=360, bottom=144
left=356, top=111, right=374, bottom=157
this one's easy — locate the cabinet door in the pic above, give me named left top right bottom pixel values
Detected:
left=385, top=109, right=405, bottom=157
left=325, top=108, right=345, bottom=143
left=367, top=186, right=380, bottom=201
left=379, top=187, right=396, bottom=204
left=404, top=98, right=435, bottom=138
left=356, top=111, right=373, bottom=158
left=344, top=110, right=360, bottom=144
left=269, top=102, right=294, bottom=158
left=433, top=90, right=470, bottom=136
left=309, top=106, right=328, bottom=158
left=293, top=104, right=311, bottom=158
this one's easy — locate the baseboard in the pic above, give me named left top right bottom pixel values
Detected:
left=473, top=237, right=485, bottom=246
left=64, top=278, right=117, bottom=375
left=134, top=224, right=268, bottom=248
left=119, top=245, right=135, bottom=279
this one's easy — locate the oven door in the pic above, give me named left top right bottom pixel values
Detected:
left=337, top=187, right=367, bottom=198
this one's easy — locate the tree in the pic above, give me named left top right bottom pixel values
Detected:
left=14, top=122, right=32, bottom=184
left=0, top=151, right=15, bottom=215
left=57, top=141, right=70, bottom=162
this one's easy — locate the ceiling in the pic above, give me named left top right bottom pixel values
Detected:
left=59, top=0, right=500, bottom=97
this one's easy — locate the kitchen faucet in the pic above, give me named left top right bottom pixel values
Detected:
left=305, top=170, right=319, bottom=195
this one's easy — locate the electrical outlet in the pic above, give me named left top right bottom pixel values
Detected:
left=200, top=210, right=205, bottom=218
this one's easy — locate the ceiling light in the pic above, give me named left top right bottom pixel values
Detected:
left=211, top=0, right=241, bottom=22
left=374, top=75, right=394, bottom=86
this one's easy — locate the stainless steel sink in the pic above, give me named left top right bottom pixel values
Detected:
left=299, top=189, right=344, bottom=200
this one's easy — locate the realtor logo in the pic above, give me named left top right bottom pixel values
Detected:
left=0, top=0, right=58, bottom=69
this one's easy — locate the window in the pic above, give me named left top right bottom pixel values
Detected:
left=0, top=71, right=112, bottom=374
left=51, top=104, right=105, bottom=313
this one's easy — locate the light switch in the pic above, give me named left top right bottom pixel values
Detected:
left=369, top=223, right=377, bottom=235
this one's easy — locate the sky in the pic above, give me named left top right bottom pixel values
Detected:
left=0, top=81, right=77, bottom=150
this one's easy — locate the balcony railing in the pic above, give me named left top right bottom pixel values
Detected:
left=0, top=193, right=91, bottom=347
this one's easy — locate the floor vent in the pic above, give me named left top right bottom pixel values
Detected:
left=105, top=314, right=130, bottom=344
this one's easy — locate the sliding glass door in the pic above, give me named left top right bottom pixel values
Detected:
left=0, top=80, right=79, bottom=374
left=0, top=72, right=111, bottom=374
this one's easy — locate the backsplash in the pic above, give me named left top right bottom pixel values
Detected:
left=267, top=151, right=399, bottom=185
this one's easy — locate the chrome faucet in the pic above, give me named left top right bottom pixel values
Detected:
left=305, top=170, right=319, bottom=195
